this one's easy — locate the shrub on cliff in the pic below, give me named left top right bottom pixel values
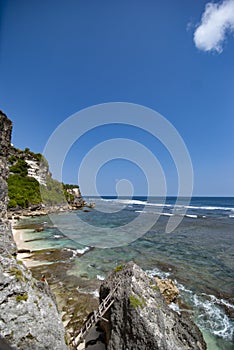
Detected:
left=9, top=158, right=29, bottom=177
left=40, top=176, right=66, bottom=205
left=8, top=174, right=70, bottom=209
left=7, top=145, right=79, bottom=209
left=8, top=174, right=41, bottom=208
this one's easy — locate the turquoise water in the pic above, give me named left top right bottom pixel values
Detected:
left=16, top=197, right=234, bottom=349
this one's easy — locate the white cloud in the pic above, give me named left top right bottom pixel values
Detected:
left=194, top=0, right=234, bottom=53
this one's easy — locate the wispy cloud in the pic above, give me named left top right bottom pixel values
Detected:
left=194, top=0, right=234, bottom=53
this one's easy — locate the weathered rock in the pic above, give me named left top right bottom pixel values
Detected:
left=99, top=262, right=206, bottom=350
left=154, top=276, right=179, bottom=304
left=0, top=111, right=68, bottom=350
left=0, top=112, right=16, bottom=257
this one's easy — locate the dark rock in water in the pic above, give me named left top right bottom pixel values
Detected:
left=33, top=226, right=44, bottom=232
left=29, top=248, right=74, bottom=262
left=29, top=204, right=42, bottom=211
left=17, top=248, right=31, bottom=253
left=99, top=262, right=206, bottom=350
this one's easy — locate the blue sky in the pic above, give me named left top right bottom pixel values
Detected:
left=0, top=0, right=234, bottom=196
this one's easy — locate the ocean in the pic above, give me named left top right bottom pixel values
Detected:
left=15, top=197, right=234, bottom=350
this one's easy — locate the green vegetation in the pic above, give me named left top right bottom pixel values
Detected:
left=9, top=159, right=29, bottom=177
left=8, top=174, right=68, bottom=208
left=11, top=146, right=45, bottom=163
left=62, top=184, right=81, bottom=203
left=8, top=155, right=17, bottom=164
left=64, top=335, right=69, bottom=346
left=10, top=267, right=24, bottom=282
left=16, top=259, right=24, bottom=265
left=8, top=174, right=41, bottom=208
left=115, top=265, right=123, bottom=272
left=40, top=176, right=66, bottom=205
left=16, top=293, right=28, bottom=302
left=63, top=183, right=80, bottom=190
left=151, top=285, right=159, bottom=291
left=26, top=333, right=34, bottom=340
left=7, top=146, right=79, bottom=209
left=129, top=295, right=146, bottom=309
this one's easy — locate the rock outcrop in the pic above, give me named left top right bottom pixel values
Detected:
left=100, top=262, right=206, bottom=350
left=0, top=111, right=68, bottom=350
left=154, top=276, right=179, bottom=304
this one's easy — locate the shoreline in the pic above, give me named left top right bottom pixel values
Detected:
left=10, top=215, right=101, bottom=348
left=8, top=198, right=95, bottom=220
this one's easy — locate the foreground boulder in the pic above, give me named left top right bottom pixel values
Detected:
left=154, top=276, right=179, bottom=304
left=100, top=262, right=206, bottom=350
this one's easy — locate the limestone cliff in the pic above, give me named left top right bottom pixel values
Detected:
left=0, top=111, right=68, bottom=350
left=100, top=262, right=206, bottom=350
left=8, top=146, right=49, bottom=185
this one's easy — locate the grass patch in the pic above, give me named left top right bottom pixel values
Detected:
left=114, top=265, right=123, bottom=272
left=10, top=267, right=24, bottom=282
left=151, top=285, right=159, bottom=291
left=26, top=333, right=34, bottom=340
left=64, top=334, right=69, bottom=346
left=129, top=295, right=146, bottom=309
left=16, top=293, right=28, bottom=302
left=16, top=260, right=23, bottom=265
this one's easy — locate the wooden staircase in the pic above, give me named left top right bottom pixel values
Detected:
left=73, top=284, right=118, bottom=348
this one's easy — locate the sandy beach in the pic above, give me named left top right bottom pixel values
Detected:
left=10, top=217, right=101, bottom=348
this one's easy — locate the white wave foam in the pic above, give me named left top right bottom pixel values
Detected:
left=181, top=205, right=234, bottom=212
left=135, top=210, right=174, bottom=217
left=192, top=294, right=234, bottom=340
left=76, top=287, right=99, bottom=298
left=64, top=246, right=90, bottom=257
left=105, top=198, right=234, bottom=212
left=97, top=274, right=105, bottom=281
left=176, top=281, right=234, bottom=341
left=116, top=199, right=148, bottom=205
left=229, top=215, right=234, bottom=218
left=185, top=214, right=198, bottom=218
left=149, top=275, right=234, bottom=340
left=91, top=289, right=99, bottom=298
left=146, top=267, right=171, bottom=279
left=76, top=247, right=90, bottom=255
left=175, top=281, right=193, bottom=294
left=169, top=302, right=180, bottom=313
left=146, top=203, right=172, bottom=208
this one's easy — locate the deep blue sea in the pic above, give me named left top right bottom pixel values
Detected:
left=16, top=197, right=234, bottom=350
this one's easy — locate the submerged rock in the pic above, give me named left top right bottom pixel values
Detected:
left=99, top=262, right=206, bottom=350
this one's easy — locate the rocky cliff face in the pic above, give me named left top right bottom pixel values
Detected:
left=100, top=262, right=206, bottom=350
left=0, top=112, right=15, bottom=256
left=0, top=111, right=68, bottom=350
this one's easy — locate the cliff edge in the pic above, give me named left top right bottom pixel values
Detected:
left=100, top=262, right=207, bottom=350
left=0, top=111, right=68, bottom=350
